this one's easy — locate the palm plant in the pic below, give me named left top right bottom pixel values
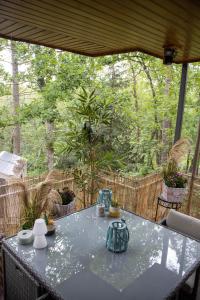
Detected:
left=62, top=88, right=114, bottom=206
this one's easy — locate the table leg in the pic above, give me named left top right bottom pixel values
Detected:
left=192, top=265, right=200, bottom=300
left=155, top=200, right=159, bottom=222
left=175, top=290, right=180, bottom=300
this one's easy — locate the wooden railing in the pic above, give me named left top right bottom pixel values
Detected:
left=96, top=171, right=163, bottom=220
left=0, top=172, right=74, bottom=236
left=0, top=170, right=199, bottom=236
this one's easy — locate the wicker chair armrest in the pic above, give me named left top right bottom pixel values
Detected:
left=36, top=293, right=50, bottom=300
left=158, top=218, right=167, bottom=226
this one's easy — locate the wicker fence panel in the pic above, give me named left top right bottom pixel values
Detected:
left=180, top=176, right=200, bottom=220
left=0, top=177, right=74, bottom=236
left=0, top=171, right=200, bottom=237
left=97, top=173, right=163, bottom=220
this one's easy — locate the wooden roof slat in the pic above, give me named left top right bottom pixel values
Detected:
left=0, top=0, right=171, bottom=48
left=18, top=28, right=50, bottom=39
left=0, top=0, right=200, bottom=62
left=0, top=8, right=124, bottom=49
left=0, top=4, right=172, bottom=56
left=0, top=19, right=17, bottom=31
left=113, top=0, right=200, bottom=48
left=9, top=0, right=168, bottom=54
left=45, top=0, right=166, bottom=43
left=5, top=0, right=181, bottom=49
left=0, top=23, right=25, bottom=35
left=20, top=29, right=51, bottom=40
left=150, top=0, right=200, bottom=40
left=18, top=27, right=99, bottom=47
left=1, top=1, right=133, bottom=44
left=66, top=0, right=200, bottom=54
left=0, top=25, right=33, bottom=36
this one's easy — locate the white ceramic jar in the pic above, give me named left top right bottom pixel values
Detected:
left=96, top=204, right=105, bottom=217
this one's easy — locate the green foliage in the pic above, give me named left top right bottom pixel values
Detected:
left=22, top=200, right=39, bottom=229
left=59, top=88, right=116, bottom=204
left=0, top=39, right=199, bottom=177
left=0, top=106, right=12, bottom=128
left=111, top=200, right=119, bottom=208
left=163, top=159, right=178, bottom=178
left=61, top=88, right=113, bottom=164
left=163, top=159, right=187, bottom=188
left=164, top=173, right=187, bottom=188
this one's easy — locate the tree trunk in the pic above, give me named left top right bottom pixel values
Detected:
left=46, top=121, right=54, bottom=170
left=196, top=151, right=200, bottom=175
left=187, top=119, right=200, bottom=214
left=129, top=63, right=140, bottom=141
left=139, top=58, right=161, bottom=165
left=161, top=67, right=172, bottom=162
left=111, top=60, right=116, bottom=89
left=11, top=40, right=20, bottom=155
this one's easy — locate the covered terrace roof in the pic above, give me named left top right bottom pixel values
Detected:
left=0, top=0, right=200, bottom=63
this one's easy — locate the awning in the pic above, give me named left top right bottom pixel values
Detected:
left=0, top=0, right=200, bottom=63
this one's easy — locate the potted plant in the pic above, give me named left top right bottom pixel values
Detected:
left=162, top=138, right=190, bottom=203
left=55, top=187, right=76, bottom=216
left=21, top=180, right=54, bottom=229
left=44, top=212, right=56, bottom=236
left=109, top=200, right=121, bottom=218
left=162, top=159, right=187, bottom=203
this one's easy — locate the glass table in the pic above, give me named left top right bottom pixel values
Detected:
left=3, top=206, right=200, bottom=300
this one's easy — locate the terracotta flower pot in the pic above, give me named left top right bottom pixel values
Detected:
left=162, top=182, right=187, bottom=203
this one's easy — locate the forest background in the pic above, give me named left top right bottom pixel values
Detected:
left=0, top=38, right=199, bottom=177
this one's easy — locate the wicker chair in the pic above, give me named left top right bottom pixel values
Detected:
left=160, top=209, right=200, bottom=300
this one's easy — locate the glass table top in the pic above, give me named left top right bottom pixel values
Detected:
left=4, top=206, right=200, bottom=300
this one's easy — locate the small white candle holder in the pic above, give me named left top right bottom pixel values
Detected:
left=33, top=219, right=48, bottom=249
left=96, top=204, right=105, bottom=217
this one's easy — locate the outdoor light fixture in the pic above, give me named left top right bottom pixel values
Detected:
left=163, top=47, right=177, bottom=65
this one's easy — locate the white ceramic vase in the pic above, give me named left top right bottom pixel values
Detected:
left=33, top=218, right=48, bottom=249
left=33, top=235, right=47, bottom=249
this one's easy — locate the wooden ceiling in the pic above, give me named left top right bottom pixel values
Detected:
left=0, top=0, right=200, bottom=63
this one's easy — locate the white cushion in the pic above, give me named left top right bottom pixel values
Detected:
left=166, top=210, right=200, bottom=290
left=166, top=209, right=200, bottom=241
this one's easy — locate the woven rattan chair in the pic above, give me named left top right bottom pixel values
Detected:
left=160, top=210, right=200, bottom=300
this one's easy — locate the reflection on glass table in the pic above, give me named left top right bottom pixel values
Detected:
left=3, top=206, right=200, bottom=300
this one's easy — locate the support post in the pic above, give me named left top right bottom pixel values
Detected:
left=174, top=63, right=188, bottom=143
left=187, top=119, right=200, bottom=214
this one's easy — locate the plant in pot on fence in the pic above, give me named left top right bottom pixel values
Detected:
left=109, top=200, right=121, bottom=218
left=162, top=138, right=190, bottom=203
left=56, top=187, right=76, bottom=216
left=44, top=212, right=56, bottom=236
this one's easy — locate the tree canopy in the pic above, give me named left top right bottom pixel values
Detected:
left=0, top=38, right=199, bottom=176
